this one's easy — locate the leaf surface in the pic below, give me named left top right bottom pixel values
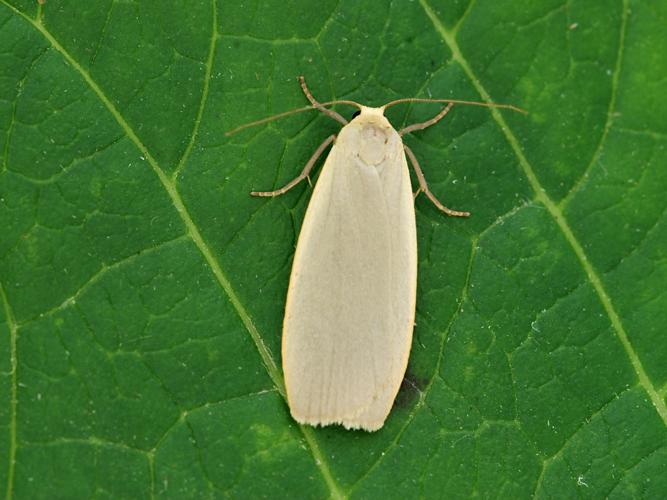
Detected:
left=1, top=0, right=666, bottom=498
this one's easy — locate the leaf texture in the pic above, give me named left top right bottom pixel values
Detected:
left=1, top=0, right=666, bottom=498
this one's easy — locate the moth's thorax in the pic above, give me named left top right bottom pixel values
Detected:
left=339, top=106, right=401, bottom=166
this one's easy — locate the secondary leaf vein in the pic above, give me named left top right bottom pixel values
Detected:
left=172, top=0, right=218, bottom=181
left=559, top=0, right=628, bottom=208
left=0, top=283, right=18, bottom=500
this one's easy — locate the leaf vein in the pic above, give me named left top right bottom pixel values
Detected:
left=0, top=283, right=18, bottom=500
left=560, top=0, right=629, bottom=208
left=172, top=0, right=218, bottom=181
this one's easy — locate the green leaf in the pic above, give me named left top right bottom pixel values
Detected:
left=1, top=0, right=666, bottom=498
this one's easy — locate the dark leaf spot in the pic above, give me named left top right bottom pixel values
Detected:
left=393, top=372, right=428, bottom=409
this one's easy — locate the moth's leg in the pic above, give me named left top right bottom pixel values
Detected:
left=251, top=134, right=336, bottom=197
left=399, top=102, right=454, bottom=136
left=299, top=76, right=348, bottom=126
left=403, top=144, right=470, bottom=217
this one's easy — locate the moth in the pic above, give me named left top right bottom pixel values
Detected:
left=228, top=77, right=523, bottom=431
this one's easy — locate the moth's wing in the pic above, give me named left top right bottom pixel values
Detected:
left=282, top=133, right=417, bottom=431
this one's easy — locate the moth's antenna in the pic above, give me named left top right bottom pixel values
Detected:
left=299, top=76, right=350, bottom=125
left=225, top=99, right=362, bottom=136
left=383, top=97, right=527, bottom=115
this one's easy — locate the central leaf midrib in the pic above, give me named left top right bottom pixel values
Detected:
left=419, top=0, right=667, bottom=428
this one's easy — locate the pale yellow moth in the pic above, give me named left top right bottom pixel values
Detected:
left=227, top=77, right=524, bottom=431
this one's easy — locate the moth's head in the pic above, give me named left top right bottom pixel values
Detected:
left=349, top=105, right=389, bottom=125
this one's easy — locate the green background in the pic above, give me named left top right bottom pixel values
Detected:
left=1, top=0, right=666, bottom=498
